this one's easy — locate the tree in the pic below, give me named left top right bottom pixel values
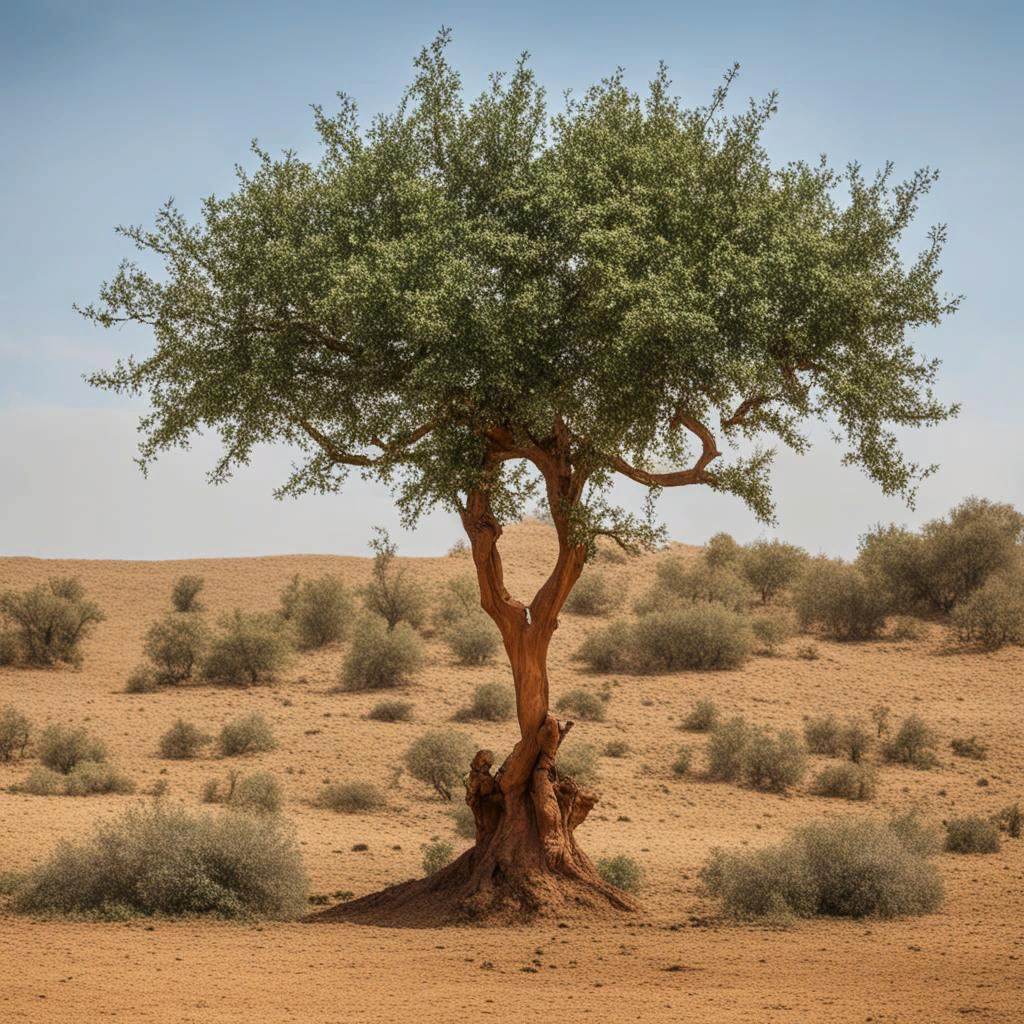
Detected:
left=740, top=538, right=808, bottom=603
left=80, top=31, right=958, bottom=921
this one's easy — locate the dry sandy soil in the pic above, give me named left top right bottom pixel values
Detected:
left=1, top=521, right=1022, bottom=1023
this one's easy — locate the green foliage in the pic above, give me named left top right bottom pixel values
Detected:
left=433, top=575, right=479, bottom=628
left=144, top=612, right=210, bottom=683
left=944, top=817, right=1001, bottom=854
left=751, top=609, right=793, bottom=654
left=882, top=715, right=940, bottom=769
left=14, top=766, right=67, bottom=796
left=170, top=575, right=205, bottom=613
left=554, top=687, right=607, bottom=722
left=556, top=742, right=599, bottom=787
left=0, top=704, right=32, bottom=761
left=702, top=817, right=943, bottom=920
left=0, top=577, right=104, bottom=668
left=450, top=803, right=476, bottom=839
left=339, top=616, right=424, bottom=691
left=840, top=718, right=874, bottom=763
left=575, top=619, right=632, bottom=672
left=740, top=539, right=808, bottom=603
left=793, top=557, right=888, bottom=640
left=681, top=698, right=719, bottom=732
left=316, top=781, right=387, bottom=813
left=453, top=681, right=515, bottom=723
left=366, top=700, right=415, bottom=722
left=422, top=839, right=455, bottom=876
left=63, top=762, right=136, bottom=797
left=445, top=611, right=501, bottom=665
left=279, top=573, right=353, bottom=649
left=705, top=717, right=752, bottom=782
left=124, top=665, right=161, bottom=693
left=218, top=713, right=277, bottom=757
left=638, top=560, right=750, bottom=614
left=363, top=528, right=426, bottom=631
left=672, top=745, right=693, bottom=777
left=950, top=567, right=1024, bottom=650
left=704, top=532, right=742, bottom=570
left=603, top=739, right=630, bottom=758
left=38, top=725, right=106, bottom=774
left=229, top=772, right=283, bottom=814
left=812, top=762, right=877, bottom=800
left=203, top=611, right=294, bottom=686
left=565, top=571, right=624, bottom=617
left=0, top=629, right=22, bottom=666
left=803, top=714, right=842, bottom=755
left=950, top=736, right=988, bottom=760
left=596, top=855, right=644, bottom=893
left=742, top=728, right=807, bottom=793
left=14, top=802, right=308, bottom=919
left=158, top=719, right=211, bottom=760
left=403, top=729, right=476, bottom=800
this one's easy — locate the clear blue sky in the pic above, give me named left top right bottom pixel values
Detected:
left=2, top=0, right=1021, bottom=559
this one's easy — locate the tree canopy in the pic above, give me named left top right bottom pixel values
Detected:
left=82, top=28, right=959, bottom=554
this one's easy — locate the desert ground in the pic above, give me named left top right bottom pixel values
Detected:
left=1, top=520, right=1022, bottom=1023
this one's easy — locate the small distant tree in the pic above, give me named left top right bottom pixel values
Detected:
left=740, top=539, right=808, bottom=603
left=793, top=557, right=888, bottom=640
left=363, top=528, right=427, bottom=631
left=0, top=577, right=104, bottom=668
left=144, top=613, right=210, bottom=683
left=704, top=532, right=742, bottom=570
left=203, top=611, right=294, bottom=686
left=279, top=573, right=353, bottom=649
left=170, top=575, right=205, bottom=613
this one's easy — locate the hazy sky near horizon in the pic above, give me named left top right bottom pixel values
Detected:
left=2, top=0, right=1021, bottom=561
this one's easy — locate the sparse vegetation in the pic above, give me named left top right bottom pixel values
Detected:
left=740, top=539, right=808, bottom=603
left=565, top=571, right=623, bottom=616
left=672, top=745, right=693, bottom=777
left=793, top=557, right=888, bottom=640
left=596, top=854, right=644, bottom=892
left=229, top=772, right=283, bottom=813
left=637, top=559, right=750, bottom=614
left=704, top=532, right=742, bottom=570
left=124, top=665, right=160, bottom=693
left=144, top=613, right=210, bottom=683
left=203, top=611, right=294, bottom=686
left=950, top=568, right=1024, bottom=650
left=316, top=781, right=387, bottom=813
left=993, top=804, right=1022, bottom=839
left=453, top=682, right=515, bottom=722
left=362, top=528, right=427, bottom=631
left=445, top=611, right=501, bottom=665
left=170, top=575, right=205, bottom=613
left=433, top=575, right=478, bottom=628
left=742, top=729, right=807, bottom=793
left=804, top=715, right=842, bottom=756
left=451, top=803, right=476, bottom=838
left=279, top=573, right=353, bottom=649
left=812, top=763, right=877, bottom=801
left=950, top=736, right=988, bottom=761
left=403, top=729, right=476, bottom=800
left=882, top=715, right=940, bottom=769
left=705, top=717, right=752, bottom=782
left=63, top=761, right=136, bottom=797
left=556, top=742, right=599, bottom=787
left=555, top=687, right=607, bottom=722
left=681, top=698, right=719, bottom=732
left=603, top=739, right=629, bottom=758
left=944, top=817, right=1001, bottom=854
left=366, top=700, right=414, bottom=723
left=218, top=713, right=277, bottom=757
left=0, top=577, right=105, bottom=668
left=0, top=704, right=32, bottom=762
left=339, top=616, right=424, bottom=691
left=158, top=719, right=211, bottom=760
left=38, top=724, right=106, bottom=774
left=751, top=609, right=793, bottom=654
left=422, top=838, right=455, bottom=875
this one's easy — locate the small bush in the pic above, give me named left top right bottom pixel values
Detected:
left=13, top=802, right=308, bottom=919
left=795, top=643, right=820, bottom=660
left=366, top=700, right=414, bottom=723
left=0, top=630, right=22, bottom=666
left=203, top=611, right=294, bottom=686
left=812, top=763, right=877, bottom=801
left=575, top=619, right=632, bottom=672
left=556, top=743, right=599, bottom=787
left=170, top=575, right=205, bottom=613
left=0, top=704, right=31, bottom=761
left=882, top=715, right=940, bottom=769
left=751, top=609, right=793, bottom=654
left=422, top=839, right=454, bottom=876
left=840, top=718, right=874, bottom=763
left=743, top=729, right=807, bottom=793
left=555, top=688, right=607, bottom=722
left=889, top=615, right=925, bottom=641
left=603, top=739, right=630, bottom=758
left=144, top=613, right=209, bottom=683
left=944, top=817, right=1001, bottom=854
left=888, top=810, right=943, bottom=856
left=950, top=736, right=988, bottom=761
left=218, top=713, right=277, bottom=757
left=741, top=539, right=809, bottom=603
left=681, top=698, right=719, bottom=732
left=158, top=719, right=211, bottom=760
left=362, top=528, right=427, bottom=631
left=804, top=715, right=842, bottom=756
left=279, top=574, right=352, bottom=650
left=565, top=572, right=624, bottom=617
left=704, top=532, right=742, bottom=570
left=993, top=803, right=1022, bottom=839
left=672, top=745, right=693, bottom=777
left=315, top=781, right=386, bottom=813
left=445, top=611, right=501, bottom=665
left=637, top=560, right=750, bottom=614
left=453, top=682, right=515, bottom=722
left=451, top=803, right=476, bottom=838
left=339, top=616, right=424, bottom=691
left=951, top=569, right=1024, bottom=649
left=596, top=854, right=644, bottom=892
left=230, top=772, right=282, bottom=814
left=403, top=729, right=476, bottom=800
left=0, top=577, right=105, bottom=668
left=705, top=717, right=752, bottom=782
left=38, top=725, right=106, bottom=774
left=15, top=766, right=66, bottom=796
left=870, top=703, right=892, bottom=738
left=124, top=665, right=161, bottom=693
left=447, top=539, right=469, bottom=558
left=793, top=557, right=888, bottom=641
left=433, top=575, right=478, bottom=628
left=632, top=604, right=752, bottom=672
left=63, top=761, right=136, bottom=797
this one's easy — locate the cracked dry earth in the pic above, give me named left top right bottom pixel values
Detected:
left=1, top=521, right=1022, bottom=1023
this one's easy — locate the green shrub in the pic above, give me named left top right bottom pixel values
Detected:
left=575, top=619, right=632, bottom=672
left=218, top=713, right=277, bottom=757
left=362, top=528, right=427, bottom=631
left=0, top=577, right=105, bottom=668
left=0, top=704, right=31, bottom=761
left=38, top=725, right=106, bottom=774
left=315, top=781, right=387, bottom=813
left=433, top=575, right=478, bottom=628
left=0, top=629, right=22, bottom=666
left=203, top=611, right=294, bottom=686
left=944, top=817, right=1001, bottom=854
left=422, top=838, right=454, bottom=875
left=882, top=715, right=940, bottom=769
left=705, top=717, right=752, bottom=782
left=556, top=743, right=599, bottom=787
left=704, top=532, right=742, bottom=570
left=950, top=736, right=988, bottom=761
left=13, top=802, right=308, bottom=919
left=632, top=604, right=752, bottom=672
left=158, top=719, right=210, bottom=760
left=63, top=761, right=136, bottom=797
left=555, top=688, right=607, bottom=722
left=124, top=665, right=161, bottom=693
left=15, top=766, right=66, bottom=796
left=445, top=611, right=501, bottom=665
left=170, top=575, right=205, bottom=613
left=672, top=745, right=693, bottom=777
left=451, top=803, right=476, bottom=839
left=741, top=539, right=808, bottom=603
left=793, top=557, right=888, bottom=640
left=637, top=560, right=749, bottom=614
left=596, top=854, right=644, bottom=892
left=950, top=569, right=1024, bottom=649
left=888, top=615, right=925, bottom=641
left=993, top=803, right=1022, bottom=839
left=751, top=609, right=794, bottom=654
left=701, top=817, right=944, bottom=920
left=840, top=719, right=874, bottom=763
left=743, top=729, right=807, bottom=793
left=366, top=700, right=414, bottom=722
left=565, top=572, right=624, bottom=616
left=279, top=574, right=352, bottom=650
left=603, top=739, right=630, bottom=758
left=229, top=772, right=282, bottom=814
left=681, top=698, right=719, bottom=732
left=339, top=616, right=424, bottom=691
left=888, top=810, right=943, bottom=856
left=403, top=729, right=476, bottom=800
left=144, top=613, right=210, bottom=683
left=453, top=682, right=515, bottom=722
left=803, top=715, right=842, bottom=756
left=812, top=762, right=877, bottom=800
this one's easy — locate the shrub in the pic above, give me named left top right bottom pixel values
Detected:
left=453, top=682, right=515, bottom=722
left=888, top=810, right=943, bottom=856
left=705, top=717, right=752, bottom=782
left=681, top=698, right=719, bottom=732
left=366, top=700, right=414, bottom=722
left=638, top=559, right=750, bottom=614
left=451, top=803, right=476, bottom=838
left=944, top=817, right=1001, bottom=854
left=433, top=575, right=479, bottom=628
left=603, top=739, right=630, bottom=758
left=993, top=803, right=1022, bottom=839
left=403, top=729, right=476, bottom=800
left=812, top=763, right=877, bottom=800
left=362, top=527, right=427, bottom=630
left=124, top=665, right=161, bottom=693
left=158, top=719, right=211, bottom=760
left=316, top=781, right=387, bottom=813
left=14, top=802, right=308, bottom=919
left=15, top=766, right=66, bottom=796
left=339, top=616, right=424, bottom=691
left=63, top=761, right=135, bottom=797
left=445, top=611, right=501, bottom=665
left=0, top=704, right=31, bottom=761
left=555, top=688, right=607, bottom=722
left=751, top=609, right=793, bottom=654
left=144, top=613, right=210, bottom=683
left=575, top=619, right=632, bottom=672
left=229, top=772, right=282, bottom=813
left=170, top=575, right=205, bottom=613
left=38, top=725, right=106, bottom=774
left=672, top=745, right=693, bottom=777
left=556, top=742, right=599, bottom=787
left=203, top=611, right=294, bottom=686
left=743, top=729, right=807, bottom=793
left=882, top=715, right=940, bottom=769
left=793, top=557, right=888, bottom=640
left=704, top=532, right=742, bottom=570
left=950, top=736, right=988, bottom=761
left=565, top=572, right=624, bottom=617
left=632, top=604, right=752, bottom=672
left=889, top=615, right=925, bottom=641
left=870, top=703, right=892, bottom=738
left=0, top=629, right=22, bottom=666
left=804, top=715, right=842, bottom=756
left=279, top=574, right=352, bottom=650
left=0, top=577, right=104, bottom=668
left=596, top=854, right=644, bottom=892
left=701, top=817, right=944, bottom=920
left=218, top=713, right=277, bottom=757
left=795, top=642, right=820, bottom=660
left=422, top=839, right=454, bottom=875
left=950, top=569, right=1024, bottom=649
left=840, top=718, right=874, bottom=763
left=741, top=539, right=808, bottom=603
left=447, top=538, right=469, bottom=558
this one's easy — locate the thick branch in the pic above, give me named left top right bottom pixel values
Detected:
left=295, top=417, right=437, bottom=469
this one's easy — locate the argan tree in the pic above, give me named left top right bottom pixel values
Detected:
left=81, top=31, right=958, bottom=921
